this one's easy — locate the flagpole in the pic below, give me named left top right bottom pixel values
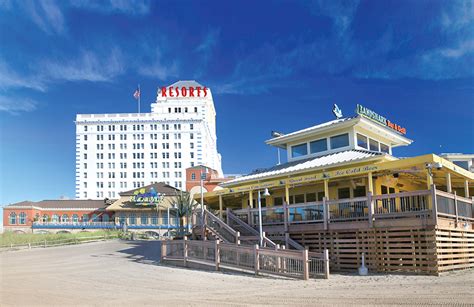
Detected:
left=138, top=84, right=141, bottom=114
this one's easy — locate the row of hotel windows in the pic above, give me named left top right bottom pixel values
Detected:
left=83, top=160, right=198, bottom=171
left=83, top=180, right=182, bottom=198
left=88, top=150, right=193, bottom=160
left=84, top=162, right=184, bottom=179
left=168, top=107, right=199, bottom=113
left=291, top=133, right=390, bottom=158
left=84, top=143, right=196, bottom=152
left=117, top=213, right=175, bottom=225
left=86, top=123, right=195, bottom=132
left=87, top=133, right=197, bottom=141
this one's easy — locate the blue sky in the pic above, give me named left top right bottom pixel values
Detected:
left=0, top=0, right=473, bottom=207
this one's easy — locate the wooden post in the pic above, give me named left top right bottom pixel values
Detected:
left=324, top=249, right=330, bottom=279
left=454, top=191, right=459, bottom=226
left=183, top=237, right=188, bottom=267
left=226, top=208, right=230, bottom=225
left=249, top=190, right=254, bottom=208
left=161, top=240, right=167, bottom=261
left=431, top=184, right=438, bottom=225
left=276, top=244, right=281, bottom=272
left=367, top=172, right=373, bottom=193
left=285, top=232, right=289, bottom=249
left=254, top=244, right=259, bottom=276
left=465, top=180, right=470, bottom=198
left=367, top=192, right=373, bottom=228
left=283, top=201, right=288, bottom=232
left=247, top=206, right=252, bottom=226
left=215, top=240, right=220, bottom=271
left=446, top=173, right=452, bottom=193
left=323, top=197, right=328, bottom=230
left=219, top=195, right=223, bottom=219
left=303, top=248, right=309, bottom=280
left=284, top=184, right=290, bottom=206
left=236, top=231, right=241, bottom=245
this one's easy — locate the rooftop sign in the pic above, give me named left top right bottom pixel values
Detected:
left=356, top=104, right=407, bottom=135
left=130, top=188, right=165, bottom=206
left=160, top=86, right=208, bottom=98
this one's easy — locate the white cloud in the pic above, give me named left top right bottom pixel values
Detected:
left=22, top=0, right=65, bottom=34
left=40, top=48, right=125, bottom=82
left=0, top=94, right=38, bottom=114
left=137, top=48, right=179, bottom=80
left=0, top=61, right=46, bottom=92
left=440, top=39, right=474, bottom=58
left=70, top=0, right=150, bottom=15
left=196, top=29, right=220, bottom=53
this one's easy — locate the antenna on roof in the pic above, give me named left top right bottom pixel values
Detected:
left=332, top=104, right=343, bottom=119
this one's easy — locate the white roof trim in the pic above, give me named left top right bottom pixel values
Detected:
left=223, top=150, right=391, bottom=186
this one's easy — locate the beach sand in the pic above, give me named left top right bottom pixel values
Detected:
left=1, top=240, right=473, bottom=306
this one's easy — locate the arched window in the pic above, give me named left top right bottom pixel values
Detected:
left=19, top=212, right=26, bottom=224
left=119, top=214, right=126, bottom=224
left=42, top=214, right=49, bottom=223
left=9, top=212, right=17, bottom=225
left=91, top=214, right=99, bottom=222
left=72, top=214, right=79, bottom=223
left=83, top=214, right=89, bottom=222
left=129, top=213, right=136, bottom=225
left=102, top=214, right=109, bottom=222
left=151, top=214, right=158, bottom=225
left=61, top=214, right=69, bottom=223
left=140, top=214, right=148, bottom=225
left=52, top=214, right=59, bottom=223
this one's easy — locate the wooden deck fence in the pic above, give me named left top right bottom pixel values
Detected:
left=161, top=237, right=329, bottom=280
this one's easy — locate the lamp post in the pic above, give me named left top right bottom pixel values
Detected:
left=257, top=188, right=271, bottom=247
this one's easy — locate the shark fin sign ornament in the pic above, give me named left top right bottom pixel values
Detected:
left=130, top=187, right=165, bottom=206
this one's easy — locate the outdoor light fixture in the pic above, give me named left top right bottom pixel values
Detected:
left=263, top=188, right=270, bottom=197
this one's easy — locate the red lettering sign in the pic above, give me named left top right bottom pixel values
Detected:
left=159, top=86, right=208, bottom=98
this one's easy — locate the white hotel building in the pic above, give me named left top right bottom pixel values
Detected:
left=75, top=80, right=223, bottom=199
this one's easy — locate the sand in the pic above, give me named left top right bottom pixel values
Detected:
left=1, top=240, right=473, bottom=306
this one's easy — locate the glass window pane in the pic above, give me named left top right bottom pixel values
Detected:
left=380, top=143, right=389, bottom=154
left=357, top=134, right=368, bottom=149
left=274, top=197, right=283, bottom=206
left=330, top=134, right=349, bottom=149
left=291, top=143, right=308, bottom=158
left=306, top=193, right=316, bottom=202
left=338, top=188, right=351, bottom=199
left=294, top=194, right=305, bottom=204
left=369, top=139, right=379, bottom=151
left=310, top=139, right=327, bottom=154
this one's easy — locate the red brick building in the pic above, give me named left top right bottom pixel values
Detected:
left=3, top=199, right=113, bottom=233
left=185, top=165, right=235, bottom=195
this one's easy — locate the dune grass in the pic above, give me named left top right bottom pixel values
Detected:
left=0, top=230, right=121, bottom=246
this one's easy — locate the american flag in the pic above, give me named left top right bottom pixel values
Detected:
left=133, top=87, right=140, bottom=100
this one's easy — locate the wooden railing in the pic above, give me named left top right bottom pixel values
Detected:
left=161, top=238, right=329, bottom=280
left=231, top=188, right=473, bottom=230
left=198, top=208, right=241, bottom=244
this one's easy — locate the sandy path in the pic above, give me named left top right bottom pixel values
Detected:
left=1, top=240, right=473, bottom=306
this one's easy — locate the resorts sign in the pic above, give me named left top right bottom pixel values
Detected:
left=356, top=104, right=407, bottom=135
left=130, top=188, right=165, bottom=206
left=160, top=86, right=208, bottom=98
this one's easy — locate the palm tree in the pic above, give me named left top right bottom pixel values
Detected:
left=173, top=191, right=197, bottom=236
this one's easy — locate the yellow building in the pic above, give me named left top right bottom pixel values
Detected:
left=198, top=105, right=474, bottom=274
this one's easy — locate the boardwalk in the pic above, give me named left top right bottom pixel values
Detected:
left=1, top=240, right=473, bottom=306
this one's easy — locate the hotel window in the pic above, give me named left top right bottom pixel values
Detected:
left=141, top=214, right=148, bottom=225
left=291, top=143, right=308, bottom=158
left=84, top=126, right=88, bottom=132
left=84, top=135, right=88, bottom=141
left=9, top=212, right=17, bottom=224
left=92, top=214, right=99, bottom=222
left=190, top=124, right=194, bottom=130
left=337, top=188, right=351, bottom=199
left=317, top=192, right=325, bottom=201
left=83, top=214, right=89, bottom=222
left=356, top=134, right=368, bottom=149
left=130, top=213, right=136, bottom=225
left=61, top=214, right=68, bottom=223
left=330, top=134, right=349, bottom=149
left=353, top=186, right=366, bottom=197
left=194, top=107, right=198, bottom=112
left=306, top=193, right=317, bottom=202
left=72, top=214, right=79, bottom=223
left=52, top=214, right=59, bottom=223
left=42, top=214, right=49, bottom=223
left=119, top=214, right=126, bottom=224
left=151, top=214, right=158, bottom=225
left=369, top=138, right=379, bottom=151
left=380, top=143, right=390, bottom=154
left=191, top=173, right=196, bottom=180
left=274, top=197, right=283, bottom=206
left=310, top=139, right=327, bottom=154
left=102, top=215, right=109, bottom=222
